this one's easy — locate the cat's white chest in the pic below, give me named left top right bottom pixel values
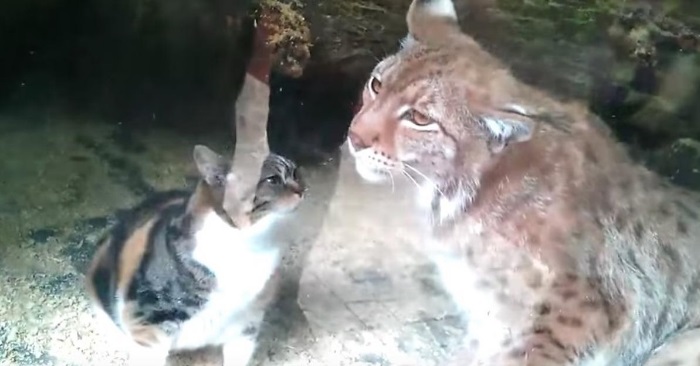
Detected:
left=173, top=212, right=281, bottom=350
left=192, top=212, right=280, bottom=294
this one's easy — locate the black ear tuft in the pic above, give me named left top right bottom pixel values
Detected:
left=193, top=145, right=229, bottom=188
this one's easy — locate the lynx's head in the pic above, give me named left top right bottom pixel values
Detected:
left=347, top=0, right=546, bottom=219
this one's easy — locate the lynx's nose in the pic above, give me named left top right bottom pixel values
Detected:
left=347, top=130, right=369, bottom=151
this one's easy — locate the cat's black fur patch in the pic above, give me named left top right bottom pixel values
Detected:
left=89, top=189, right=191, bottom=321
left=92, top=261, right=117, bottom=319
left=126, top=200, right=215, bottom=330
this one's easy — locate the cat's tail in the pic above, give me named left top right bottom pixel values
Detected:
left=406, top=0, right=461, bottom=45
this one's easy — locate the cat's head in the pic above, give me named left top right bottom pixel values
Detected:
left=191, top=145, right=305, bottom=227
left=346, top=0, right=542, bottom=215
left=250, top=153, right=306, bottom=220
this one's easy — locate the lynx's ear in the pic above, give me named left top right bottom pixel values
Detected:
left=479, top=105, right=536, bottom=153
left=406, top=0, right=461, bottom=44
left=193, top=145, right=229, bottom=188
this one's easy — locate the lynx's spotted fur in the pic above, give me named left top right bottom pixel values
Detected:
left=347, top=0, right=700, bottom=365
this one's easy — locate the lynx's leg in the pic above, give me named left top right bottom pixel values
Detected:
left=450, top=280, right=627, bottom=365
left=449, top=323, right=602, bottom=366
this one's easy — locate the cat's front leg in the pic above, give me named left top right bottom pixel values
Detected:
left=221, top=321, right=263, bottom=366
left=128, top=343, right=170, bottom=366
left=222, top=333, right=259, bottom=366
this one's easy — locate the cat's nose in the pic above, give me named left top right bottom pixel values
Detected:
left=347, top=130, right=369, bottom=151
left=290, top=182, right=306, bottom=196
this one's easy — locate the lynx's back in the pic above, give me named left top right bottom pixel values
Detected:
left=346, top=0, right=700, bottom=365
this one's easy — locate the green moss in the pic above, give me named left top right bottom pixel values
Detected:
left=497, top=0, right=624, bottom=42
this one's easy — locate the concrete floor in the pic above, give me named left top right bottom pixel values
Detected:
left=0, top=114, right=698, bottom=366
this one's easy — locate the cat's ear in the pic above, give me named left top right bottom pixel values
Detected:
left=193, top=145, right=229, bottom=188
left=479, top=104, right=536, bottom=154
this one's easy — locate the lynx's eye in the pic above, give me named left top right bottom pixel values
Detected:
left=368, top=75, right=382, bottom=98
left=399, top=107, right=439, bottom=131
left=403, top=109, right=430, bottom=125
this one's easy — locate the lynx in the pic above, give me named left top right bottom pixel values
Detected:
left=346, top=0, right=700, bottom=365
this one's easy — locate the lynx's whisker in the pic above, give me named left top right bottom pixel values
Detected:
left=387, top=169, right=396, bottom=193
left=404, top=163, right=447, bottom=200
left=400, top=169, right=421, bottom=190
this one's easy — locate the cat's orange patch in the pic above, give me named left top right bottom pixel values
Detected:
left=116, top=217, right=159, bottom=296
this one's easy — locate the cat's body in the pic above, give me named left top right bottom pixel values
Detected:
left=86, top=146, right=305, bottom=366
left=346, top=0, right=700, bottom=365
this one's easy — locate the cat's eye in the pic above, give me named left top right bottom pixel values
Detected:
left=264, top=175, right=282, bottom=185
left=368, top=75, right=382, bottom=97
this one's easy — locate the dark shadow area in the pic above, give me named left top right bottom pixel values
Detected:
left=267, top=59, right=365, bottom=165
left=1, top=0, right=256, bottom=137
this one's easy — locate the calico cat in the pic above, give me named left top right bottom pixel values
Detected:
left=85, top=144, right=305, bottom=366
